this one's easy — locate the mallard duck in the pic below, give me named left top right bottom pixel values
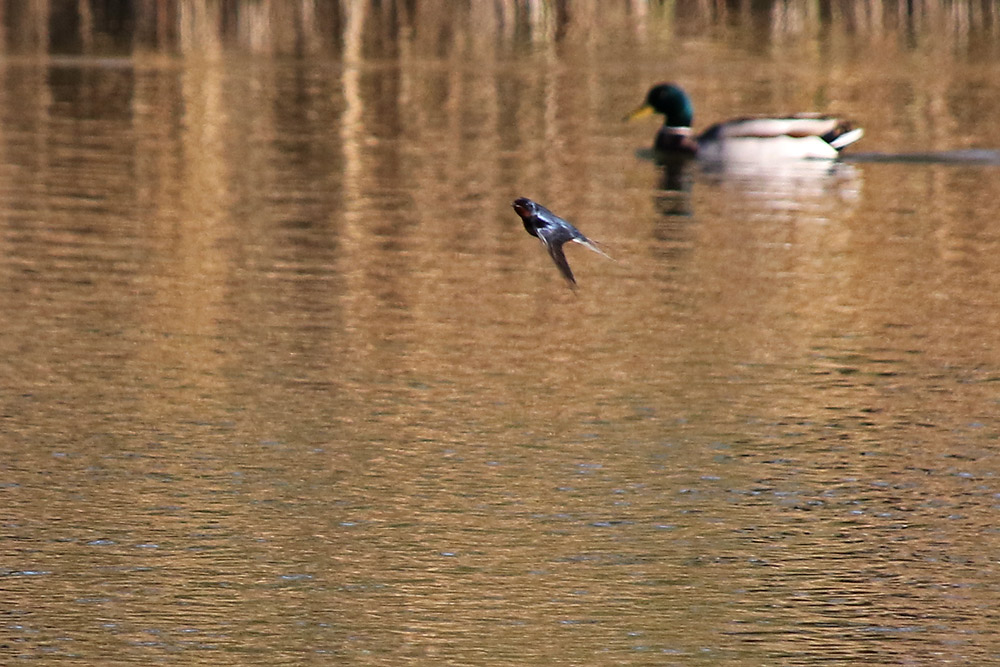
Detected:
left=627, top=83, right=863, bottom=160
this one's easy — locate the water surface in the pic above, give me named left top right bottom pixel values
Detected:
left=3, top=2, right=1000, bottom=664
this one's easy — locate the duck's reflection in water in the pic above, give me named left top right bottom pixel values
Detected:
left=654, top=155, right=862, bottom=219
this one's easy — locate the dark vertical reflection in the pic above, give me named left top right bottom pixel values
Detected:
left=218, top=61, right=350, bottom=408
left=0, top=61, right=143, bottom=395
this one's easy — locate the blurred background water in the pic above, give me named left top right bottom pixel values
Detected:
left=2, top=1, right=1000, bottom=664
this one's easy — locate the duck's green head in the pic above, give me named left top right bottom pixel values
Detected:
left=627, top=83, right=694, bottom=128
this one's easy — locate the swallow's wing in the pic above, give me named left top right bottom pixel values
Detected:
left=535, top=228, right=577, bottom=285
left=545, top=240, right=576, bottom=285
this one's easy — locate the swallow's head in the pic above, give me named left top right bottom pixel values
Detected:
left=511, top=198, right=538, bottom=220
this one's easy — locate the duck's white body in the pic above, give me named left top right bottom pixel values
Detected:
left=697, top=116, right=865, bottom=161
left=697, top=130, right=865, bottom=162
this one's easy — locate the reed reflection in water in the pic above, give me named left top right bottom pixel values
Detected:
left=2, top=0, right=1000, bottom=664
left=4, top=0, right=1000, bottom=56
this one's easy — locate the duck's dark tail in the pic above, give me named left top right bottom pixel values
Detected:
left=824, top=121, right=864, bottom=151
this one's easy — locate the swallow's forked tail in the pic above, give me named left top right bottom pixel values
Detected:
left=574, top=236, right=614, bottom=260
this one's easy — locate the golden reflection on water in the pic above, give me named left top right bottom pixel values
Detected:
left=2, top=2, right=1000, bottom=664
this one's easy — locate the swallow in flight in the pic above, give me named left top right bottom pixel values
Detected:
left=511, top=197, right=611, bottom=287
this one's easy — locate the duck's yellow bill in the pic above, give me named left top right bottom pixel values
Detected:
left=626, top=104, right=655, bottom=122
